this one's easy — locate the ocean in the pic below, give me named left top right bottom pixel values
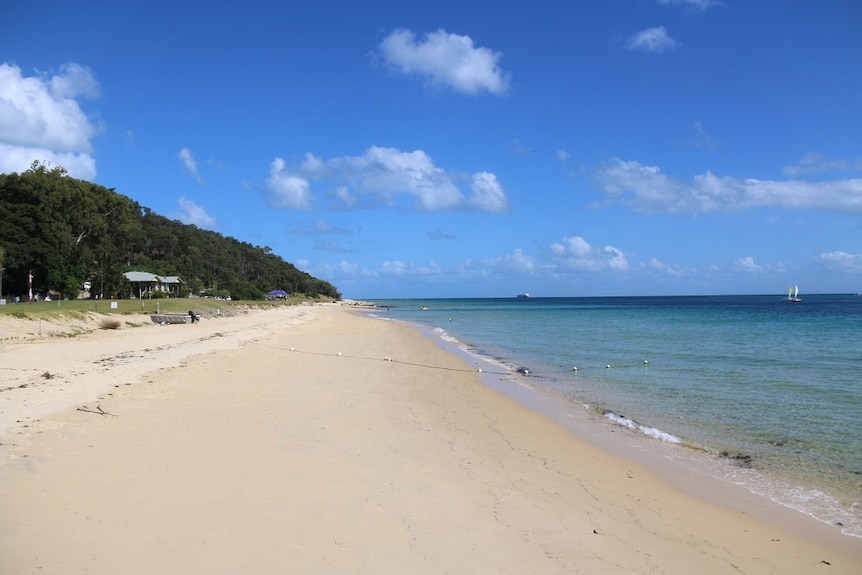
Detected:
left=366, top=294, right=862, bottom=538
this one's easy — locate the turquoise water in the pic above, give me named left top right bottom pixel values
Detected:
left=368, top=295, right=862, bottom=537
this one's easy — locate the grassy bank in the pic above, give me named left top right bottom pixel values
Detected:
left=0, top=295, right=319, bottom=321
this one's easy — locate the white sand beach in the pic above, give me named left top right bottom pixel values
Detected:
left=1, top=304, right=859, bottom=574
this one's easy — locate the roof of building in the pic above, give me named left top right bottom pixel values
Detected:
left=123, top=272, right=184, bottom=283
left=124, top=271, right=158, bottom=282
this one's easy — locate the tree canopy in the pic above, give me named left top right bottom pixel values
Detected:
left=0, top=162, right=340, bottom=300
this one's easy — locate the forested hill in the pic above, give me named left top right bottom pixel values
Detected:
left=0, top=163, right=340, bottom=301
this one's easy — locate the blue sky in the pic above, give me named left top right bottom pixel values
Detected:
left=2, top=0, right=861, bottom=298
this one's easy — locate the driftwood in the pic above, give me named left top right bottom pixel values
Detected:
left=76, top=403, right=117, bottom=417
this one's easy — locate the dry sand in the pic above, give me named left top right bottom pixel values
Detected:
left=1, top=303, right=859, bottom=574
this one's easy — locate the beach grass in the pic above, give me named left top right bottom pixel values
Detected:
left=0, top=294, right=317, bottom=320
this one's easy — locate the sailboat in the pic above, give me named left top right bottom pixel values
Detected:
left=784, top=285, right=801, bottom=303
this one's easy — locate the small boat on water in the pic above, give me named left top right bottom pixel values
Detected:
left=516, top=293, right=530, bottom=299
left=784, top=285, right=801, bottom=303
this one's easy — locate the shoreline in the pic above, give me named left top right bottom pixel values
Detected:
left=367, top=300, right=862, bottom=542
left=397, top=314, right=862, bottom=556
left=1, top=304, right=860, bottom=573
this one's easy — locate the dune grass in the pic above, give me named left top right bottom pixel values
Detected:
left=0, top=295, right=316, bottom=321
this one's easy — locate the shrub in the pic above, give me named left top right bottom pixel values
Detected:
left=100, top=318, right=122, bottom=330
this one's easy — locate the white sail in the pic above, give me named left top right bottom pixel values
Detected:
left=785, top=285, right=801, bottom=302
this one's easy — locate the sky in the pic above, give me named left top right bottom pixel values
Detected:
left=1, top=0, right=861, bottom=298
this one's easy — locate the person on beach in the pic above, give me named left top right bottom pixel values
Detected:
left=188, top=310, right=199, bottom=323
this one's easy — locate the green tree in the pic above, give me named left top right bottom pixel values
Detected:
left=0, top=163, right=341, bottom=301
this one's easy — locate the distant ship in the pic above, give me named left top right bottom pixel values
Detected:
left=516, top=293, right=530, bottom=299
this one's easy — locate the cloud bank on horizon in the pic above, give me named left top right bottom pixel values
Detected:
left=1, top=0, right=860, bottom=297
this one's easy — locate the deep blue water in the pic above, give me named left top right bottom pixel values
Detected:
left=367, top=294, right=862, bottom=537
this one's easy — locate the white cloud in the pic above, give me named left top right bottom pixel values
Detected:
left=332, top=186, right=357, bottom=208
left=469, top=249, right=541, bottom=277
left=379, top=28, right=510, bottom=95
left=381, top=260, right=407, bottom=276
left=550, top=234, right=630, bottom=271
left=0, top=143, right=96, bottom=180
left=265, top=157, right=313, bottom=210
left=0, top=62, right=100, bottom=179
left=48, top=63, right=100, bottom=99
left=308, top=259, right=368, bottom=284
left=301, top=152, right=324, bottom=173
left=274, top=146, right=508, bottom=213
left=468, top=171, right=508, bottom=213
left=593, top=157, right=862, bottom=214
left=458, top=238, right=630, bottom=286
left=556, top=149, right=571, bottom=162
left=604, top=246, right=630, bottom=270
left=656, top=0, right=718, bottom=11
left=500, top=249, right=540, bottom=273
left=177, top=197, right=217, bottom=229
left=625, top=26, right=680, bottom=53
left=178, top=147, right=203, bottom=183
left=817, top=251, right=862, bottom=272
left=642, top=257, right=687, bottom=277
left=685, top=120, right=719, bottom=149
left=782, top=152, right=855, bottom=177
left=428, top=228, right=456, bottom=240
left=333, top=146, right=463, bottom=210
left=327, top=260, right=361, bottom=277
left=374, top=259, right=444, bottom=278
left=735, top=256, right=763, bottom=273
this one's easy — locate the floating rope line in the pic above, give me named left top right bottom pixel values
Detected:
left=265, top=344, right=511, bottom=375
left=268, top=344, right=650, bottom=378
left=544, top=360, right=652, bottom=375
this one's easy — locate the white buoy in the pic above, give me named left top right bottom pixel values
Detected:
left=572, top=366, right=578, bottom=372
left=606, top=364, right=611, bottom=369
left=290, top=346, right=295, bottom=351
left=643, top=360, right=649, bottom=365
left=477, top=368, right=483, bottom=373
left=337, top=352, right=342, bottom=356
